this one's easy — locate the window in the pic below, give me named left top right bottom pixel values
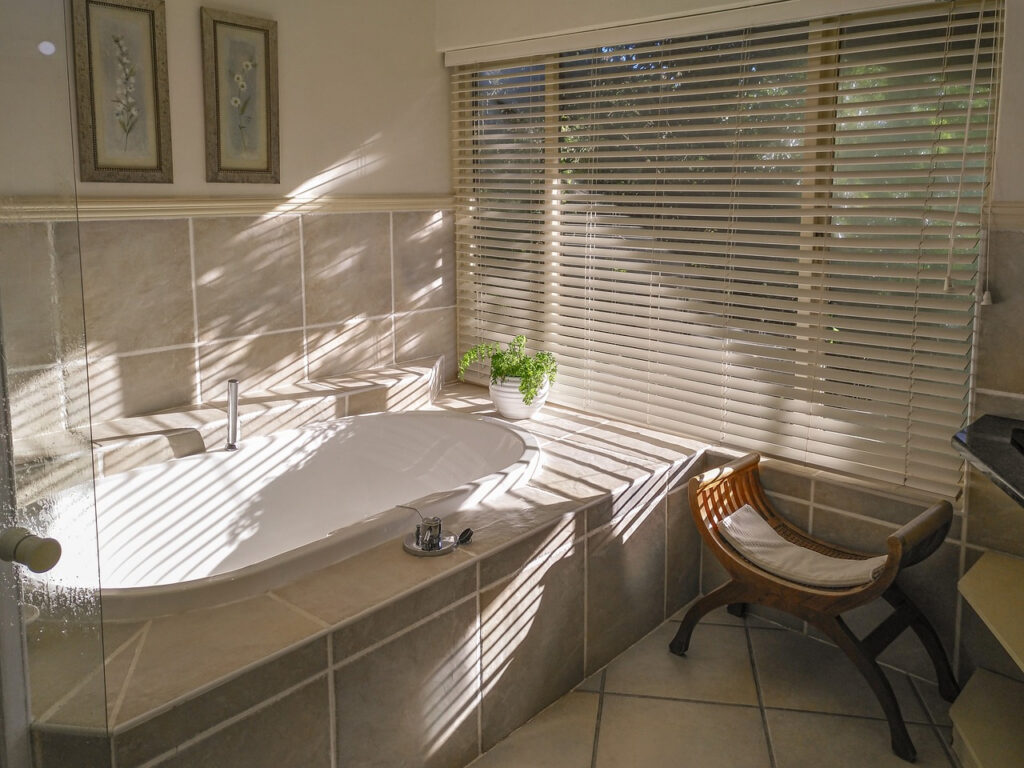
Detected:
left=452, top=0, right=1003, bottom=496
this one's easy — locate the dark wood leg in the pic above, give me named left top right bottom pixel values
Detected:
left=669, top=582, right=746, bottom=656
left=883, top=586, right=960, bottom=702
left=814, top=615, right=917, bottom=763
left=727, top=603, right=747, bottom=618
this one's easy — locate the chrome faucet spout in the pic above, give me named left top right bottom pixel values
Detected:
left=226, top=379, right=239, bottom=450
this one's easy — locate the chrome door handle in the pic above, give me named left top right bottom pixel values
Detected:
left=0, top=527, right=61, bottom=573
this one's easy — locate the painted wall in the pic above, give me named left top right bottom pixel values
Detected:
left=435, top=0, right=923, bottom=56
left=3, top=0, right=449, bottom=198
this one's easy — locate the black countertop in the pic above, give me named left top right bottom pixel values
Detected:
left=953, top=414, right=1024, bottom=508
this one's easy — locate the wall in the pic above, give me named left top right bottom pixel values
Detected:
left=435, top=0, right=924, bottom=59
left=4, top=0, right=449, bottom=198
left=1, top=0, right=457, bottom=432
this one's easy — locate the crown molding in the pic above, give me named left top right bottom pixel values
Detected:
left=0, top=194, right=454, bottom=222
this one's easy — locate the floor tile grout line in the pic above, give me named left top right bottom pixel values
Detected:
left=589, top=669, right=606, bottom=768
left=744, top=622, right=778, bottom=768
left=602, top=689, right=763, bottom=711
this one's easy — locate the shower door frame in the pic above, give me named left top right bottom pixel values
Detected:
left=0, top=317, right=34, bottom=768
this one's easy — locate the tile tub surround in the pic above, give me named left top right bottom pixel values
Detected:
left=0, top=208, right=457, bottom=429
left=29, top=387, right=708, bottom=768
left=23, top=393, right=995, bottom=768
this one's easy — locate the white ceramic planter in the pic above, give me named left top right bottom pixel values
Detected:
left=489, top=377, right=550, bottom=420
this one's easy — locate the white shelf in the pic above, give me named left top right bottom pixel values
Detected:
left=958, top=552, right=1024, bottom=671
left=949, top=669, right=1024, bottom=768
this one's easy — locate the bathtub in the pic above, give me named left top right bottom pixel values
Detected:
left=48, top=412, right=541, bottom=619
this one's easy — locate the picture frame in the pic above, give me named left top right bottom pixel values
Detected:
left=200, top=8, right=280, bottom=184
left=71, top=0, right=173, bottom=183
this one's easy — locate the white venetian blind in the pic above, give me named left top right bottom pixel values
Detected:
left=452, top=0, right=1003, bottom=496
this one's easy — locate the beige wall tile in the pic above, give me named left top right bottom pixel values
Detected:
left=976, top=230, right=1024, bottom=393
left=395, top=307, right=456, bottom=381
left=965, top=467, right=1024, bottom=557
left=193, top=216, right=302, bottom=340
left=114, top=595, right=322, bottom=725
left=153, top=678, right=331, bottom=768
left=331, top=566, right=476, bottom=662
left=302, top=212, right=391, bottom=326
left=666, top=486, right=701, bottom=616
left=114, top=639, right=327, bottom=766
left=333, top=600, right=480, bottom=768
left=88, top=349, right=197, bottom=421
left=392, top=210, right=455, bottom=313
left=305, top=318, right=393, bottom=379
left=0, top=223, right=61, bottom=367
left=77, top=219, right=193, bottom=354
left=198, top=331, right=304, bottom=397
left=586, top=497, right=666, bottom=673
left=7, top=366, right=66, bottom=440
left=480, top=521, right=585, bottom=750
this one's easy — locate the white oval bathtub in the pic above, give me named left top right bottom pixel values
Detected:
left=48, top=412, right=540, bottom=619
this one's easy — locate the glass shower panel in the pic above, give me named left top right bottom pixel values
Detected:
left=0, top=0, right=108, bottom=763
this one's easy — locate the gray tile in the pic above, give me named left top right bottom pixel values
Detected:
left=700, top=541, right=730, bottom=593
left=811, top=507, right=894, bottom=555
left=346, top=386, right=387, bottom=415
left=198, top=331, right=304, bottom=396
left=765, top=494, right=809, bottom=531
left=272, top=538, right=475, bottom=627
left=78, top=219, right=193, bottom=354
left=976, top=229, right=1024, bottom=392
left=114, top=638, right=327, bottom=767
left=604, top=622, right=759, bottom=705
left=575, top=670, right=604, bottom=692
left=305, top=318, right=393, bottom=379
left=395, top=306, right=457, bottom=381
left=479, top=518, right=584, bottom=588
left=594, top=695, right=770, bottom=768
left=814, top=479, right=931, bottom=528
left=767, top=709, right=955, bottom=768
left=154, top=677, right=331, bottom=768
left=758, top=461, right=812, bottom=500
left=586, top=498, right=666, bottom=673
left=302, top=212, right=392, bottom=326
left=114, top=595, right=322, bottom=724
left=666, top=486, right=701, bottom=616
left=392, top=210, right=455, bottom=313
left=31, top=728, right=111, bottom=768
left=750, top=628, right=929, bottom=723
left=332, top=565, right=476, bottom=662
left=966, top=467, right=1024, bottom=557
left=910, top=677, right=953, bottom=728
left=588, top=469, right=667, bottom=531
left=8, top=366, right=69, bottom=438
left=88, top=348, right=197, bottom=420
left=974, top=389, right=1024, bottom=421
left=334, top=600, right=479, bottom=768
left=193, top=215, right=302, bottom=340
left=480, top=534, right=585, bottom=750
left=0, top=222, right=62, bottom=367
left=470, top=692, right=598, bottom=768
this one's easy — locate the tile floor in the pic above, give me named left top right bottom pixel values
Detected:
left=471, top=607, right=959, bottom=768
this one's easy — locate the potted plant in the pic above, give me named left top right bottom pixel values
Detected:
left=457, top=335, right=558, bottom=420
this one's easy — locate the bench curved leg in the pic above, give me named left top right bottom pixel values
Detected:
left=669, top=581, right=747, bottom=656
left=815, top=615, right=916, bottom=763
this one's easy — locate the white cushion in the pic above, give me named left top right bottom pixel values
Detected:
left=718, top=504, right=889, bottom=588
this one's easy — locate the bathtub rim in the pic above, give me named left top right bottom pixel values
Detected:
left=92, top=411, right=542, bottom=621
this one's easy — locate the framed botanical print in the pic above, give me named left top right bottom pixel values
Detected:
left=200, top=8, right=280, bottom=183
left=71, top=0, right=174, bottom=182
